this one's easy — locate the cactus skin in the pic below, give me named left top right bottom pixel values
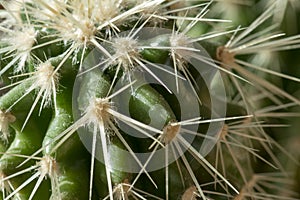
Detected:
left=0, top=0, right=300, bottom=200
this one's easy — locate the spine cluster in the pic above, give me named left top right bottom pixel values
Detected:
left=0, top=0, right=299, bottom=200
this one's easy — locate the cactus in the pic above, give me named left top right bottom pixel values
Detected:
left=0, top=0, right=300, bottom=199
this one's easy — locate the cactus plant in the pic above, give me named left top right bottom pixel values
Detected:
left=0, top=0, right=300, bottom=199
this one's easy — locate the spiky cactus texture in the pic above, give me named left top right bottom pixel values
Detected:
left=0, top=0, right=300, bottom=199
